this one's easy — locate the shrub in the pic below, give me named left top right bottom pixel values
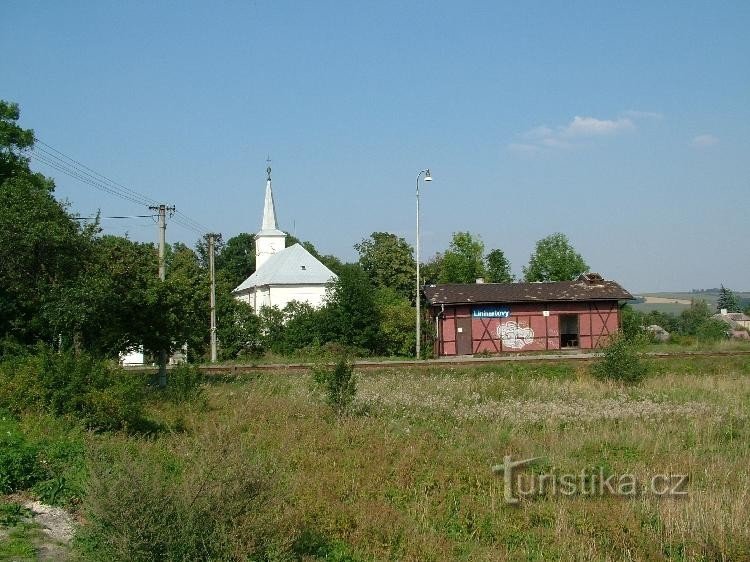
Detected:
left=162, top=363, right=204, bottom=403
left=593, top=334, right=650, bottom=384
left=0, top=346, right=148, bottom=431
left=696, top=319, right=729, bottom=343
left=0, top=412, right=42, bottom=493
left=312, top=357, right=357, bottom=414
left=79, top=428, right=290, bottom=561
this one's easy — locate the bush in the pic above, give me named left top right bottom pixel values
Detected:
left=696, top=319, right=729, bottom=343
left=593, top=334, right=650, bottom=384
left=79, top=428, right=290, bottom=561
left=0, top=412, right=42, bottom=493
left=162, top=363, right=204, bottom=403
left=0, top=411, right=84, bottom=504
left=312, top=358, right=357, bottom=414
left=0, top=346, right=148, bottom=431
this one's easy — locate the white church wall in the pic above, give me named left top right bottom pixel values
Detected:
left=268, top=285, right=329, bottom=311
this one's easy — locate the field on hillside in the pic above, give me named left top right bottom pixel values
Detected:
left=632, top=292, right=750, bottom=314
left=107, top=356, right=749, bottom=561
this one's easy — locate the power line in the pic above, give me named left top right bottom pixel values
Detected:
left=31, top=151, right=149, bottom=207
left=29, top=139, right=211, bottom=236
left=34, top=139, right=159, bottom=206
left=72, top=215, right=159, bottom=220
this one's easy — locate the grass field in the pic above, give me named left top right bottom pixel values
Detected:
left=4, top=354, right=749, bottom=560
left=112, top=355, right=749, bottom=561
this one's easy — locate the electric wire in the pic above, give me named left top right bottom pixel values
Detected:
left=34, top=139, right=159, bottom=206
left=29, top=140, right=211, bottom=236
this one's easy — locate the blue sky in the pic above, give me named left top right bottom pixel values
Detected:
left=3, top=1, right=748, bottom=292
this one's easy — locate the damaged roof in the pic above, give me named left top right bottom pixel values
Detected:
left=423, top=275, right=633, bottom=305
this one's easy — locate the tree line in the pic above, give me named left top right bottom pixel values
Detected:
left=2, top=99, right=603, bottom=361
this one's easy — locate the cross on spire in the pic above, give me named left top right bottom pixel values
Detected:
left=266, top=155, right=272, bottom=181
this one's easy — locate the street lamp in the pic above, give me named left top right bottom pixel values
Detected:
left=416, top=168, right=432, bottom=359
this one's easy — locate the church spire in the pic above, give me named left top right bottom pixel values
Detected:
left=255, top=159, right=286, bottom=271
left=261, top=159, right=278, bottom=231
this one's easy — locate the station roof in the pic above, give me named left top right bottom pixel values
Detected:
left=423, top=274, right=632, bottom=306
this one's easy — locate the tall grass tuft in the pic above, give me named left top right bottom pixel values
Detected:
left=312, top=357, right=357, bottom=415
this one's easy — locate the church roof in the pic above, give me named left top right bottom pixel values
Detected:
left=232, top=243, right=337, bottom=293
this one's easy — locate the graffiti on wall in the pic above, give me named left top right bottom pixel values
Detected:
left=497, top=320, right=535, bottom=349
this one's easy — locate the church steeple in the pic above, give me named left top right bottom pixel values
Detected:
left=261, top=163, right=278, bottom=231
left=255, top=160, right=287, bottom=271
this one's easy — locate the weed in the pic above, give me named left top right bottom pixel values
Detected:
left=312, top=357, right=357, bottom=414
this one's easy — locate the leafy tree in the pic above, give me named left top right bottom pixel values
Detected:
left=696, top=318, right=729, bottom=342
left=678, top=299, right=712, bottom=336
left=439, top=232, right=486, bottom=284
left=214, top=233, right=255, bottom=289
left=485, top=248, right=513, bottom=283
left=716, top=284, right=741, bottom=313
left=43, top=235, right=159, bottom=355
left=0, top=100, right=35, bottom=184
left=0, top=100, right=91, bottom=345
left=374, top=287, right=416, bottom=357
left=323, top=264, right=381, bottom=353
left=162, top=243, right=210, bottom=359
left=215, top=291, right=262, bottom=360
left=280, top=300, right=323, bottom=353
left=258, top=306, right=286, bottom=353
left=355, top=232, right=416, bottom=301
left=523, top=233, right=588, bottom=282
left=420, top=253, right=443, bottom=286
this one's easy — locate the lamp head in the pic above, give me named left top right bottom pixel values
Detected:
left=424, top=169, right=432, bottom=182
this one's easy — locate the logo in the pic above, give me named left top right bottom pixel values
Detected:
left=492, top=455, right=688, bottom=504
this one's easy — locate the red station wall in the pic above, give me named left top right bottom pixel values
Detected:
left=433, top=301, right=620, bottom=356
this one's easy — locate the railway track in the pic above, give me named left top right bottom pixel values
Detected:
left=124, top=349, right=750, bottom=376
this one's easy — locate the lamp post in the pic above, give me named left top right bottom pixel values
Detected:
left=415, top=168, right=432, bottom=359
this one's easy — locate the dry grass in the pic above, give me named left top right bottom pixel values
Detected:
left=97, top=355, right=750, bottom=561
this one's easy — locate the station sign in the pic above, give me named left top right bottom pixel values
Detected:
left=472, top=306, right=511, bottom=318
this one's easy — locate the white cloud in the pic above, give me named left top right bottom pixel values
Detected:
left=691, top=134, right=719, bottom=147
left=562, top=116, right=634, bottom=137
left=510, top=113, right=638, bottom=153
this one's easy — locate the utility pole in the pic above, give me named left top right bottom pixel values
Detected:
left=208, top=233, right=217, bottom=362
left=149, top=204, right=176, bottom=387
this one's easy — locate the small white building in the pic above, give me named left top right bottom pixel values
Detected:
left=232, top=166, right=337, bottom=313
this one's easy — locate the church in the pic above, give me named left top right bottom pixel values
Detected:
left=232, top=166, right=337, bottom=313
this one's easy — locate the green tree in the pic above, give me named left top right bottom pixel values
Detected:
left=439, top=232, right=486, bottom=284
left=523, top=233, right=589, bottom=282
left=716, top=284, right=741, bottom=313
left=485, top=248, right=513, bottom=283
left=214, top=233, right=255, bottom=289
left=323, top=264, right=381, bottom=353
left=215, top=285, right=262, bottom=360
left=0, top=100, right=91, bottom=345
left=420, top=253, right=443, bottom=286
left=355, top=232, right=416, bottom=301
left=43, top=235, right=159, bottom=355
left=679, top=299, right=711, bottom=335
left=374, top=287, right=416, bottom=357
left=0, top=100, right=35, bottom=183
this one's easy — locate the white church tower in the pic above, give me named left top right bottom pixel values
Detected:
left=232, top=164, right=337, bottom=313
left=255, top=164, right=286, bottom=270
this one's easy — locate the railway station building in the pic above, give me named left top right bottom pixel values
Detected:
left=424, top=273, right=633, bottom=356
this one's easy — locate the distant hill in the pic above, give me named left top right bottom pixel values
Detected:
left=631, top=291, right=750, bottom=314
